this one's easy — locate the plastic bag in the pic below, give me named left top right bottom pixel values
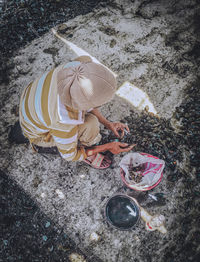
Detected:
left=119, top=152, right=165, bottom=191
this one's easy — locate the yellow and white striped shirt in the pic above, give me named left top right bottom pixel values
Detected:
left=19, top=61, right=87, bottom=161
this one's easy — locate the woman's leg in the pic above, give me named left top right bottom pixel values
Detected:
left=78, top=113, right=102, bottom=147
left=78, top=113, right=112, bottom=169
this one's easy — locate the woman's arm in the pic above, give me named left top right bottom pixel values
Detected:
left=90, top=108, right=110, bottom=127
left=90, top=108, right=130, bottom=138
left=85, top=141, right=135, bottom=157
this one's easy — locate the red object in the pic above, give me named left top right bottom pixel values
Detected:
left=146, top=222, right=153, bottom=229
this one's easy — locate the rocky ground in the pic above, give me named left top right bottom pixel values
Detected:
left=0, top=0, right=110, bottom=83
left=0, top=170, right=92, bottom=262
left=0, top=0, right=200, bottom=262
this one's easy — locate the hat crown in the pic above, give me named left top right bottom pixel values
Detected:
left=57, top=62, right=117, bottom=110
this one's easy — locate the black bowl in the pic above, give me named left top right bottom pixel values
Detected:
left=105, top=194, right=140, bottom=230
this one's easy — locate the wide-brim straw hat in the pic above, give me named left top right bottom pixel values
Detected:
left=57, top=60, right=117, bottom=110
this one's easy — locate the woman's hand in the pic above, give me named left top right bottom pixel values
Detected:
left=107, top=141, right=136, bottom=154
left=90, top=109, right=130, bottom=138
left=106, top=122, right=130, bottom=138
left=85, top=142, right=136, bottom=157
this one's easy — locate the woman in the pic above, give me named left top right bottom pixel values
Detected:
left=19, top=56, right=134, bottom=169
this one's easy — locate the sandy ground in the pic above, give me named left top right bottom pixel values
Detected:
left=0, top=0, right=200, bottom=261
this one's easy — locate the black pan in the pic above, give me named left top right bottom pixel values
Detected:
left=105, top=194, right=140, bottom=230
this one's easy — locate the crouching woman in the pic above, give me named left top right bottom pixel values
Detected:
left=19, top=56, right=134, bottom=169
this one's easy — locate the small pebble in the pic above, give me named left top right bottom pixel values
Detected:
left=48, top=245, right=54, bottom=252
left=69, top=253, right=86, bottom=262
left=55, top=189, right=65, bottom=199
left=3, top=240, right=8, bottom=246
left=45, top=221, right=50, bottom=228
left=42, top=235, right=48, bottom=241
left=89, top=232, right=101, bottom=242
left=40, top=192, right=46, bottom=198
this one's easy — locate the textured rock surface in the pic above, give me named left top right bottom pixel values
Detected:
left=0, top=0, right=200, bottom=261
